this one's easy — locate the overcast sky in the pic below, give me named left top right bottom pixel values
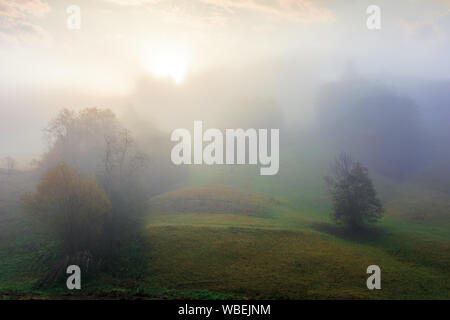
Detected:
left=1, top=0, right=449, bottom=162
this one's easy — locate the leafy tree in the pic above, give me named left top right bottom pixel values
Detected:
left=325, top=153, right=384, bottom=229
left=40, top=108, right=150, bottom=246
left=22, top=162, right=111, bottom=278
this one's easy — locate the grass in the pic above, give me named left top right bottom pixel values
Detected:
left=139, top=180, right=450, bottom=299
left=149, top=185, right=276, bottom=218
left=139, top=224, right=450, bottom=299
left=1, top=151, right=450, bottom=299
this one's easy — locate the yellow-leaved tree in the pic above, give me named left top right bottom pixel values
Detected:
left=22, top=162, right=111, bottom=284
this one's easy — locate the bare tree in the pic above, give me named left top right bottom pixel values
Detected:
left=41, top=108, right=150, bottom=251
left=2, top=156, right=18, bottom=177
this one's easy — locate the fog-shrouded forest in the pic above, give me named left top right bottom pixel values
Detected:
left=1, top=0, right=450, bottom=300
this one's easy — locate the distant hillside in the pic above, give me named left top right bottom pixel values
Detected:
left=149, top=185, right=278, bottom=218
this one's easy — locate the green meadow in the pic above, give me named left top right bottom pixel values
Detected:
left=1, top=145, right=449, bottom=300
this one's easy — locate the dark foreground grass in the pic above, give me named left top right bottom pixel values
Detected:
left=1, top=210, right=450, bottom=299
left=137, top=224, right=450, bottom=299
left=1, top=176, right=450, bottom=299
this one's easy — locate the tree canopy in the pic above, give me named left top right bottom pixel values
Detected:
left=325, top=153, right=384, bottom=229
left=22, top=162, right=111, bottom=256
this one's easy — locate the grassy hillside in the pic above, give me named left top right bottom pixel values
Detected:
left=139, top=181, right=450, bottom=299
left=1, top=151, right=450, bottom=299
left=141, top=225, right=450, bottom=299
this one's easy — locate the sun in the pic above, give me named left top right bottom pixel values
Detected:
left=145, top=48, right=190, bottom=85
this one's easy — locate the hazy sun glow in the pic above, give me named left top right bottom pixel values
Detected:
left=146, top=48, right=190, bottom=84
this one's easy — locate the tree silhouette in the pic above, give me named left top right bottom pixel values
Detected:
left=325, top=153, right=384, bottom=230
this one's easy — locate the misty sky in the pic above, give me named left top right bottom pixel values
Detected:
left=1, top=0, right=450, bottom=162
